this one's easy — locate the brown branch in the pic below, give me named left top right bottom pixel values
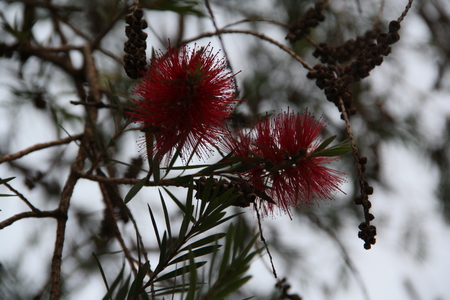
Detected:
left=255, top=204, right=277, bottom=279
left=223, top=18, right=289, bottom=29
left=204, top=0, right=239, bottom=94
left=2, top=181, right=39, bottom=212
left=91, top=3, right=131, bottom=50
left=50, top=45, right=100, bottom=300
left=77, top=171, right=190, bottom=189
left=85, top=120, right=131, bottom=176
left=338, top=98, right=365, bottom=192
left=0, top=134, right=83, bottom=164
left=182, top=29, right=313, bottom=71
left=398, top=0, right=414, bottom=23
left=4, top=0, right=83, bottom=11
left=70, top=100, right=119, bottom=109
left=97, top=171, right=138, bottom=275
left=0, top=210, right=57, bottom=229
left=52, top=13, right=122, bottom=65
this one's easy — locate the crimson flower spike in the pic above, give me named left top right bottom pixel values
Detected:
left=222, top=109, right=349, bottom=216
left=127, top=43, right=238, bottom=163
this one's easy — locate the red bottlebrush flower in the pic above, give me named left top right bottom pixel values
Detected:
left=222, top=110, right=346, bottom=215
left=127, top=43, right=237, bottom=162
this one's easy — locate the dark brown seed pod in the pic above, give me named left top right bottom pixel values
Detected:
left=133, top=8, right=144, bottom=20
left=388, top=20, right=401, bottom=32
left=387, top=32, right=400, bottom=44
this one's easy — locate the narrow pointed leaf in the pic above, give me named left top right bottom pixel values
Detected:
left=147, top=204, right=161, bottom=250
left=0, top=177, right=15, bottom=185
left=127, top=261, right=150, bottom=300
left=158, top=189, right=172, bottom=241
left=154, top=262, right=206, bottom=282
left=186, top=251, right=198, bottom=300
left=169, top=245, right=220, bottom=265
left=125, top=176, right=147, bottom=203
left=314, top=135, right=336, bottom=153
left=92, top=253, right=110, bottom=297
left=179, top=233, right=226, bottom=252
left=114, top=275, right=131, bottom=300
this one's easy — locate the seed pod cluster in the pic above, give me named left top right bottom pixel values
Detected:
left=195, top=176, right=257, bottom=208
left=285, top=1, right=327, bottom=43
left=353, top=156, right=376, bottom=249
left=124, top=8, right=148, bottom=79
left=306, top=20, right=402, bottom=118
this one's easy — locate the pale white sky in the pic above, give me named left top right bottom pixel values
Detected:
left=1, top=1, right=449, bottom=299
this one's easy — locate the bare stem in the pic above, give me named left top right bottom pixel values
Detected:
left=0, top=134, right=82, bottom=164
left=0, top=210, right=57, bottom=229
left=255, top=204, right=277, bottom=279
left=2, top=181, right=39, bottom=212
left=183, top=29, right=313, bottom=71
left=337, top=98, right=365, bottom=196
left=49, top=45, right=100, bottom=300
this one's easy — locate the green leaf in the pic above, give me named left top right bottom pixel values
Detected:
left=93, top=255, right=128, bottom=300
left=124, top=176, right=147, bottom=203
left=92, top=253, right=111, bottom=297
left=152, top=158, right=160, bottom=185
left=169, top=245, right=220, bottom=265
left=195, top=214, right=241, bottom=237
left=318, top=145, right=352, bottom=157
left=314, top=139, right=351, bottom=157
left=0, top=177, right=15, bottom=185
left=114, top=275, right=131, bottom=300
left=162, top=148, right=181, bottom=179
left=159, top=190, right=172, bottom=241
left=162, top=187, right=186, bottom=212
left=215, top=276, right=252, bottom=298
left=153, top=283, right=191, bottom=297
left=197, top=152, right=234, bottom=176
left=127, top=261, right=150, bottom=300
left=179, top=233, right=226, bottom=252
left=228, top=163, right=256, bottom=173
left=159, top=232, right=168, bottom=264
left=154, top=261, right=207, bottom=282
left=315, top=135, right=336, bottom=153
left=218, top=224, right=233, bottom=277
left=186, top=251, right=198, bottom=300
left=147, top=204, right=161, bottom=250
left=179, top=180, right=195, bottom=239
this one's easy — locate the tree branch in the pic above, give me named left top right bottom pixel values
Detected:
left=0, top=134, right=83, bottom=164
left=49, top=45, right=101, bottom=300
left=183, top=29, right=312, bottom=71
left=0, top=210, right=57, bottom=229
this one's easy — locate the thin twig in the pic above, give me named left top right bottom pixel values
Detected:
left=204, top=0, right=239, bottom=94
left=77, top=171, right=190, bottom=188
left=97, top=170, right=138, bottom=275
left=183, top=29, right=313, bottom=71
left=2, top=181, right=39, bottom=212
left=0, top=210, right=57, bottom=230
left=398, top=0, right=414, bottom=23
left=223, top=18, right=289, bottom=29
left=0, top=134, right=82, bottom=164
left=255, top=204, right=277, bottom=279
left=49, top=45, right=101, bottom=300
left=70, top=100, right=119, bottom=109
left=307, top=213, right=371, bottom=300
left=337, top=98, right=365, bottom=198
left=85, top=120, right=131, bottom=176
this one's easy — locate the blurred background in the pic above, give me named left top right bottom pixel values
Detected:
left=0, top=0, right=449, bottom=299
